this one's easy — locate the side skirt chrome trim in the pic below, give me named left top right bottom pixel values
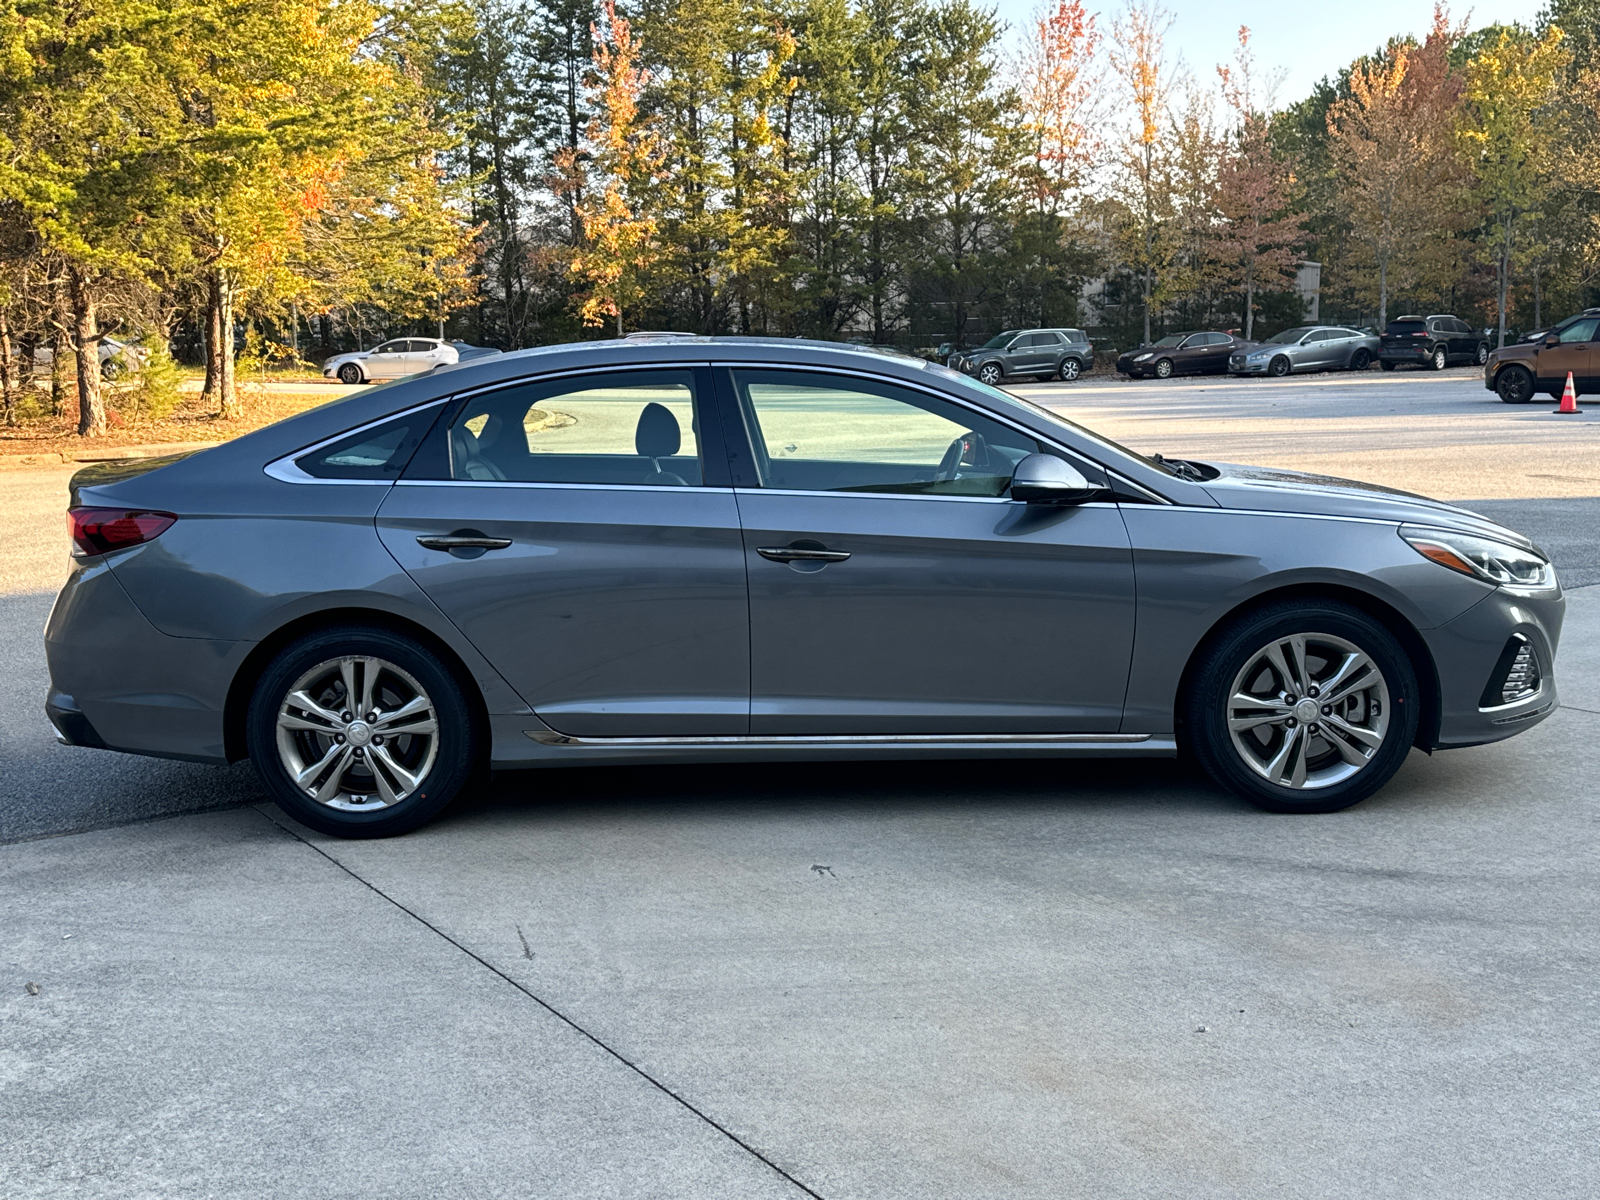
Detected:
left=527, top=731, right=1153, bottom=747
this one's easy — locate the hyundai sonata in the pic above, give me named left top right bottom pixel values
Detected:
left=47, top=337, right=1563, bottom=836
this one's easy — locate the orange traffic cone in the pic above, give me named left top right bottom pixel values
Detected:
left=1555, top=371, right=1582, bottom=414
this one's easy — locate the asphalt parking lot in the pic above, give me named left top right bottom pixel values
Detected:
left=4, top=369, right=1598, bottom=1198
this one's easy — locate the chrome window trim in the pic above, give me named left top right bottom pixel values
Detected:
left=391, top=479, right=735, bottom=495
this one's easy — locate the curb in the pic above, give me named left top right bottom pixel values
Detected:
left=0, top=441, right=222, bottom=470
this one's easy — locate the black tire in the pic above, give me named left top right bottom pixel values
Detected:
left=1476, top=343, right=1490, bottom=365
left=246, top=625, right=483, bottom=837
left=1495, top=365, right=1534, bottom=404
left=1267, top=355, right=1291, bottom=377
left=1057, top=357, right=1082, bottom=382
left=337, top=362, right=363, bottom=384
left=977, top=362, right=1003, bottom=385
left=1184, top=600, right=1420, bottom=814
left=1430, top=346, right=1447, bottom=371
left=1349, top=349, right=1371, bottom=370
left=100, top=358, right=125, bottom=381
left=1154, top=357, right=1174, bottom=379
left=1380, top=360, right=1396, bottom=371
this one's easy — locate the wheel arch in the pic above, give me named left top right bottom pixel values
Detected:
left=1173, top=581, right=1442, bottom=755
left=223, top=606, right=491, bottom=763
left=977, top=357, right=1006, bottom=377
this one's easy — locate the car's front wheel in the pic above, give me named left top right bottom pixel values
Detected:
left=1057, top=358, right=1082, bottom=381
left=337, top=363, right=363, bottom=384
left=247, top=626, right=482, bottom=837
left=1154, top=358, right=1174, bottom=379
left=1267, top=356, right=1291, bottom=377
left=977, top=362, right=1003, bottom=385
left=1185, top=601, right=1419, bottom=814
left=1495, top=365, right=1534, bottom=404
left=1476, top=343, right=1490, bottom=365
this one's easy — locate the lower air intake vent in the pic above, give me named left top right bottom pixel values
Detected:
left=1480, top=634, right=1541, bottom=709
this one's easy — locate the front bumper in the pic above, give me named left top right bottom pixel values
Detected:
left=1229, top=356, right=1272, bottom=374
left=1425, top=583, right=1565, bottom=749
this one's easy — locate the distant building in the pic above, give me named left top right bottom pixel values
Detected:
left=1296, top=261, right=1321, bottom=322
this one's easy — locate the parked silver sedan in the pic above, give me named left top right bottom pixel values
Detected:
left=1230, top=326, right=1381, bottom=377
left=46, top=337, right=1562, bottom=837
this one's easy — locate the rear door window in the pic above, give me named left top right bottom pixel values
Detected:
left=429, top=370, right=707, bottom=486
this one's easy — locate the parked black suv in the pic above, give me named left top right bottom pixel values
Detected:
left=949, top=328, right=1094, bottom=383
left=1379, top=315, right=1490, bottom=371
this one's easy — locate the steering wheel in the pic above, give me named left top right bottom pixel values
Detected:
left=935, top=430, right=988, bottom=482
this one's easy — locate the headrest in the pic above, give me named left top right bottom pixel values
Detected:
left=635, top=402, right=681, bottom=458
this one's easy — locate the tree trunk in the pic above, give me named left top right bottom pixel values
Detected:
left=0, top=309, right=16, bottom=427
left=1496, top=233, right=1511, bottom=350
left=206, top=270, right=238, bottom=418
left=50, top=335, right=67, bottom=417
left=70, top=268, right=106, bottom=438
left=1244, top=262, right=1255, bottom=340
left=1377, top=254, right=1388, bottom=328
left=201, top=290, right=220, bottom=410
left=1533, top=265, right=1541, bottom=332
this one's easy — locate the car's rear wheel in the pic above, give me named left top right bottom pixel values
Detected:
left=1495, top=365, right=1534, bottom=404
left=247, top=626, right=482, bottom=837
left=1154, top=357, right=1174, bottom=379
left=1349, top=349, right=1371, bottom=370
left=1268, top=356, right=1291, bottom=377
left=337, top=363, right=363, bottom=384
left=1476, top=343, right=1490, bottom=365
left=1057, top=357, right=1082, bottom=381
left=1430, top=346, right=1448, bottom=371
left=978, top=362, right=1003, bottom=385
left=1185, top=601, right=1419, bottom=814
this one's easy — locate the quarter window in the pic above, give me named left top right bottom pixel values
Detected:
left=296, top=410, right=438, bottom=480
left=438, top=370, right=704, bottom=485
left=731, top=369, right=1043, bottom=497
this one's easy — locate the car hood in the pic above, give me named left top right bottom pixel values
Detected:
left=1194, top=462, right=1539, bottom=549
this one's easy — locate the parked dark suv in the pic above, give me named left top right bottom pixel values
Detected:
left=1379, top=315, right=1490, bottom=371
left=949, top=328, right=1094, bottom=384
left=1116, top=331, right=1250, bottom=379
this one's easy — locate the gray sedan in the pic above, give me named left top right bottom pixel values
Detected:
left=1230, top=326, right=1381, bottom=376
left=47, top=338, right=1562, bottom=836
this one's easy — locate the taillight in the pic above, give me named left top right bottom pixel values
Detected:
left=67, top=507, right=177, bottom=557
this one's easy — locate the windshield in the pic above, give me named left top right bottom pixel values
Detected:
left=979, top=330, right=1021, bottom=349
left=1151, top=335, right=1185, bottom=348
left=1265, top=327, right=1312, bottom=344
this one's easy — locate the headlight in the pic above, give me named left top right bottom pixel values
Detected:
left=1400, top=526, right=1556, bottom=589
left=1133, top=353, right=1151, bottom=362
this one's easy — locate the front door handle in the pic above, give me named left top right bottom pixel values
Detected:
left=417, top=531, right=512, bottom=554
left=756, top=545, right=850, bottom=563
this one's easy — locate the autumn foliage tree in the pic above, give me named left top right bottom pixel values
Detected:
left=571, top=0, right=662, bottom=333
left=1214, top=27, right=1302, bottom=338
left=1326, top=5, right=1467, bottom=326
left=1108, top=0, right=1176, bottom=342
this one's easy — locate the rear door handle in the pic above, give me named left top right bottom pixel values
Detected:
left=756, top=546, right=850, bottom=563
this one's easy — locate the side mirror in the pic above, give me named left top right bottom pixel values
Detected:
left=1544, top=335, right=1560, bottom=349
left=1010, top=454, right=1105, bottom=505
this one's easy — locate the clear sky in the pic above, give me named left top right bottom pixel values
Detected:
left=991, top=0, right=1550, bottom=106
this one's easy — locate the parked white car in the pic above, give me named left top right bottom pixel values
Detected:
left=33, top=336, right=148, bottom=380
left=323, top=338, right=458, bottom=384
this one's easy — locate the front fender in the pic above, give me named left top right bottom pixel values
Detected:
left=1117, top=506, right=1494, bottom=734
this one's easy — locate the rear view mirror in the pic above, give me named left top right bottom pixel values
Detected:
left=1010, top=454, right=1105, bottom=505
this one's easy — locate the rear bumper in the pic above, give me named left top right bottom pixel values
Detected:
left=1379, top=348, right=1432, bottom=363
left=45, top=559, right=241, bottom=764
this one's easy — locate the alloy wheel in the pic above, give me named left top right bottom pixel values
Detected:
left=1155, top=358, right=1173, bottom=379
left=338, top=363, right=362, bottom=384
left=1476, top=344, right=1489, bottom=365
left=1226, top=632, right=1390, bottom=790
left=1269, top=356, right=1290, bottom=377
left=1059, top=358, right=1081, bottom=381
left=978, top=364, right=1002, bottom=385
left=1432, top=347, right=1447, bottom=370
left=275, top=656, right=440, bottom=811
